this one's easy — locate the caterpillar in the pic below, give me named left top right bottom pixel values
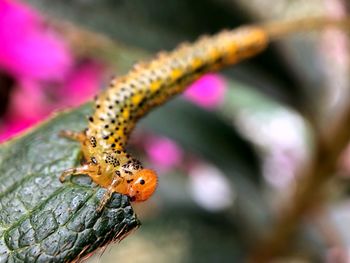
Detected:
left=60, top=25, right=269, bottom=209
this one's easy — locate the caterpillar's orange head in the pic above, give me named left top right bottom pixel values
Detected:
left=128, top=169, right=158, bottom=202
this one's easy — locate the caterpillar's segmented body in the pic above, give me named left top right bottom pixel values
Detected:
left=60, top=26, right=268, bottom=207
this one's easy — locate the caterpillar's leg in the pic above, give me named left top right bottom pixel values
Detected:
left=97, top=178, right=122, bottom=212
left=60, top=164, right=99, bottom=182
left=60, top=130, right=90, bottom=162
left=59, top=130, right=87, bottom=143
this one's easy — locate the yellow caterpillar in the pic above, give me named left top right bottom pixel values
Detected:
left=60, top=25, right=269, bottom=208
left=63, top=14, right=350, bottom=207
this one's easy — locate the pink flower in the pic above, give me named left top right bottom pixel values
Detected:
left=0, top=0, right=105, bottom=142
left=0, top=119, right=40, bottom=143
left=183, top=73, right=227, bottom=109
left=58, top=61, right=105, bottom=107
left=0, top=0, right=73, bottom=82
left=0, top=61, right=104, bottom=142
left=144, top=136, right=183, bottom=172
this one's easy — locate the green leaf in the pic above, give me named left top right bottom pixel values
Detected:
left=141, top=99, right=261, bottom=183
left=0, top=104, right=139, bottom=263
left=140, top=98, right=269, bottom=230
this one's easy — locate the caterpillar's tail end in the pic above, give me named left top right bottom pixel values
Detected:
left=59, top=130, right=87, bottom=143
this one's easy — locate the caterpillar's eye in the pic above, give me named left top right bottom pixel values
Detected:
left=129, top=169, right=158, bottom=201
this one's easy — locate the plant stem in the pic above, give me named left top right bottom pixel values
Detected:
left=262, top=16, right=350, bottom=40
left=250, top=99, right=350, bottom=260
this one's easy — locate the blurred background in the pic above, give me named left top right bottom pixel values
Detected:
left=1, top=0, right=350, bottom=262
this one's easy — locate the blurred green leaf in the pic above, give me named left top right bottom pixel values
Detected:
left=0, top=105, right=139, bottom=262
left=140, top=99, right=270, bottom=233
left=141, top=99, right=261, bottom=183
